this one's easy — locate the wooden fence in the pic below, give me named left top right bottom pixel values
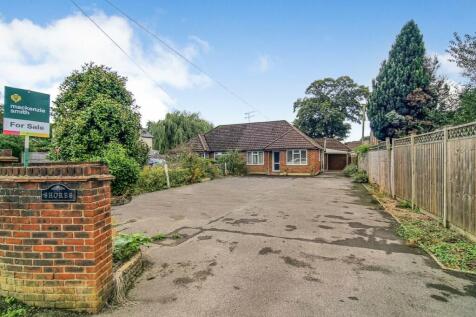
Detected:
left=359, top=121, right=476, bottom=236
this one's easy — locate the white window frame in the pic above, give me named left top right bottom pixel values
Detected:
left=201, top=152, right=209, bottom=158
left=286, top=149, right=308, bottom=165
left=246, top=151, right=264, bottom=165
left=213, top=152, right=223, bottom=160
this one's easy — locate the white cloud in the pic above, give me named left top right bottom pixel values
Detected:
left=436, top=52, right=462, bottom=78
left=0, top=13, right=211, bottom=124
left=188, top=35, right=210, bottom=53
left=253, top=54, right=273, bottom=73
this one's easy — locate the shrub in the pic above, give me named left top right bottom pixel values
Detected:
left=343, top=164, right=359, bottom=177
left=355, top=144, right=370, bottom=155
left=113, top=233, right=151, bottom=263
left=135, top=166, right=193, bottom=194
left=217, top=150, right=247, bottom=176
left=178, top=151, right=221, bottom=181
left=352, top=170, right=368, bottom=183
left=102, top=143, right=140, bottom=196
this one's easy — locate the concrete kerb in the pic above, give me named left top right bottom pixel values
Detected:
left=362, top=183, right=476, bottom=277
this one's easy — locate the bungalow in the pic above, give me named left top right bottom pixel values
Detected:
left=186, top=120, right=323, bottom=176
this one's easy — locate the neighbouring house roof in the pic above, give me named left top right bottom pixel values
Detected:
left=315, top=138, right=350, bottom=152
left=186, top=120, right=321, bottom=152
left=141, top=129, right=153, bottom=138
left=345, top=140, right=362, bottom=151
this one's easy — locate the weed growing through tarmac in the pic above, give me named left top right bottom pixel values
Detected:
left=151, top=233, right=167, bottom=241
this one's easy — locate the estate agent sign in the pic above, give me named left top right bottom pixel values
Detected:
left=3, top=86, right=50, bottom=138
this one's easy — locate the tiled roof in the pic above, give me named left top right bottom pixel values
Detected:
left=345, top=140, right=362, bottom=151
left=186, top=120, right=320, bottom=152
left=315, top=138, right=350, bottom=152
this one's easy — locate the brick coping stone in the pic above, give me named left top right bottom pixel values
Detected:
left=0, top=163, right=114, bottom=313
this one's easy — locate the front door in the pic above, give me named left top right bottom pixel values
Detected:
left=272, top=151, right=280, bottom=172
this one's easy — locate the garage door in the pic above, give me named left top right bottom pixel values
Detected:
left=327, top=154, right=347, bottom=170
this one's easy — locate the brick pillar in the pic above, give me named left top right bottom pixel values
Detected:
left=0, top=163, right=114, bottom=313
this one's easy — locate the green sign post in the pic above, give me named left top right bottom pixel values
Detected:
left=3, top=86, right=50, bottom=166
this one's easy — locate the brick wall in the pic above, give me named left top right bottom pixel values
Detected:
left=268, top=149, right=320, bottom=175
left=0, top=163, right=114, bottom=312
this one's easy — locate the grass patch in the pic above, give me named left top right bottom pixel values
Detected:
left=397, top=218, right=476, bottom=272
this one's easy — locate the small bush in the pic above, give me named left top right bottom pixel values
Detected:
left=102, top=143, right=141, bottom=196
left=217, top=150, right=247, bottom=176
left=355, top=144, right=370, bottom=155
left=113, top=233, right=151, bottom=263
left=352, top=170, right=368, bottom=183
left=178, top=151, right=221, bottom=181
left=135, top=166, right=193, bottom=194
left=343, top=164, right=359, bottom=177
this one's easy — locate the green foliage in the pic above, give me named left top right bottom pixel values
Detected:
left=397, top=219, right=476, bottom=272
left=113, top=233, right=151, bottom=263
left=148, top=111, right=213, bottom=153
left=368, top=21, right=435, bottom=139
left=396, top=199, right=413, bottom=209
left=102, top=143, right=140, bottom=196
left=0, top=135, right=23, bottom=158
left=354, top=144, right=370, bottom=155
left=1, top=297, right=26, bottom=317
left=343, top=164, right=359, bottom=177
left=351, top=170, right=368, bottom=183
left=448, top=32, right=476, bottom=85
left=451, top=88, right=476, bottom=125
left=178, top=151, right=221, bottom=182
left=51, top=63, right=147, bottom=166
left=135, top=166, right=192, bottom=194
left=151, top=233, right=167, bottom=241
left=0, top=296, right=83, bottom=317
left=294, top=76, right=368, bottom=139
left=217, top=150, right=247, bottom=176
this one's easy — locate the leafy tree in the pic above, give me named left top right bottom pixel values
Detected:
left=368, top=20, right=434, bottom=139
left=448, top=32, right=476, bottom=85
left=293, top=76, right=368, bottom=139
left=148, top=111, right=213, bottom=153
left=452, top=88, right=476, bottom=125
left=51, top=63, right=147, bottom=165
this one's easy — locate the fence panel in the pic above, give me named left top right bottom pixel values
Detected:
left=393, top=137, right=412, bottom=201
left=447, top=124, right=476, bottom=235
left=413, top=131, right=444, bottom=218
left=362, top=121, right=476, bottom=236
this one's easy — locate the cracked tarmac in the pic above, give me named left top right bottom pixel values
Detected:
left=98, top=175, right=476, bottom=317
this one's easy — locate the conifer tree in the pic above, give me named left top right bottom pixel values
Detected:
left=368, top=20, right=433, bottom=139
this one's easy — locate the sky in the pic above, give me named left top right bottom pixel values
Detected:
left=0, top=0, right=473, bottom=141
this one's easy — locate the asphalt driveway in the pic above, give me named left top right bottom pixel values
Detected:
left=100, top=174, right=476, bottom=317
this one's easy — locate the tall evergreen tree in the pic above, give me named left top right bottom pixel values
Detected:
left=368, top=20, right=434, bottom=139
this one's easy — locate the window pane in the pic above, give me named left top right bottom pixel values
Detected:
left=287, top=150, right=292, bottom=163
left=301, top=150, right=307, bottom=164
left=247, top=152, right=251, bottom=164
left=259, top=152, right=263, bottom=164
